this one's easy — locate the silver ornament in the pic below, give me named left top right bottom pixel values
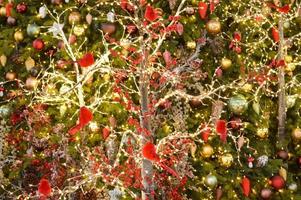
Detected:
left=228, top=95, right=248, bottom=115
left=27, top=24, right=40, bottom=36
left=288, top=183, right=298, bottom=191
left=39, top=6, right=47, bottom=18
left=0, top=105, right=11, bottom=118
left=109, top=188, right=123, bottom=200
left=204, top=174, right=218, bottom=188
left=107, top=11, right=115, bottom=23
left=256, top=155, right=269, bottom=167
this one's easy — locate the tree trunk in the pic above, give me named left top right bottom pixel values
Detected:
left=277, top=16, right=286, bottom=147
left=139, top=42, right=154, bottom=200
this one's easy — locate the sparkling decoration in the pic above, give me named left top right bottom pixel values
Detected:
left=73, top=25, right=85, bottom=36
left=107, top=11, right=115, bottom=22
left=39, top=6, right=47, bottom=18
left=220, top=58, right=232, bottom=70
left=260, top=188, right=272, bottom=199
left=14, top=30, right=24, bottom=42
left=16, top=2, right=27, bottom=13
left=270, top=175, right=285, bottom=190
left=200, top=144, right=214, bottom=158
left=25, top=57, right=35, bottom=71
left=108, top=188, right=123, bottom=200
left=206, top=19, right=221, bottom=34
left=218, top=153, right=233, bottom=167
left=204, top=174, right=218, bottom=188
left=256, top=127, right=269, bottom=139
left=48, top=22, right=64, bottom=36
left=0, top=105, right=12, bottom=118
left=228, top=95, right=248, bottom=115
left=186, top=40, right=196, bottom=49
left=288, top=183, right=298, bottom=191
left=286, top=95, right=297, bottom=108
left=292, top=128, right=301, bottom=141
left=256, top=155, right=269, bottom=167
left=27, top=24, right=40, bottom=37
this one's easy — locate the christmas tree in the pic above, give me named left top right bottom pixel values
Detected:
left=0, top=0, right=301, bottom=199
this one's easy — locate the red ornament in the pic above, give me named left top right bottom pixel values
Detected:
left=78, top=53, right=95, bottom=67
left=201, top=127, right=211, bottom=143
left=5, top=3, right=13, bottom=17
left=68, top=106, right=93, bottom=135
left=241, top=176, right=251, bottom=197
left=102, top=127, right=110, bottom=140
left=38, top=178, right=52, bottom=197
left=16, top=2, right=27, bottom=13
left=229, top=117, right=242, bottom=130
left=144, top=5, right=159, bottom=22
left=198, top=2, right=208, bottom=19
left=142, top=142, right=160, bottom=162
left=216, top=119, right=227, bottom=143
left=33, top=39, right=45, bottom=51
left=272, top=27, right=280, bottom=43
left=267, top=3, right=290, bottom=14
left=270, top=175, right=285, bottom=190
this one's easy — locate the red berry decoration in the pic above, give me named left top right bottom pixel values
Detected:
left=16, top=2, right=27, bottom=13
left=270, top=175, right=285, bottom=190
left=33, top=39, right=45, bottom=51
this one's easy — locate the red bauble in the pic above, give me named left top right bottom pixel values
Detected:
left=38, top=178, right=52, bottom=196
left=270, top=175, right=285, bottom=190
left=142, top=142, right=160, bottom=162
left=16, top=2, right=27, bottom=13
left=33, top=39, right=45, bottom=51
left=241, top=176, right=251, bottom=197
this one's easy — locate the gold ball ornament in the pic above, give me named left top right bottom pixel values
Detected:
left=25, top=57, right=35, bottom=71
left=0, top=54, right=7, bottom=67
left=285, top=63, right=296, bottom=72
left=200, top=144, right=214, bottom=158
left=186, top=41, right=196, bottom=49
left=284, top=55, right=293, bottom=63
left=73, top=25, right=85, bottom=36
left=218, top=153, right=233, bottom=167
left=206, top=19, right=221, bottom=34
left=0, top=7, right=6, bottom=16
left=242, top=83, right=253, bottom=93
left=256, top=127, right=269, bottom=139
left=25, top=77, right=39, bottom=89
left=221, top=58, right=232, bottom=70
left=14, top=31, right=24, bottom=42
left=68, top=11, right=81, bottom=24
left=6, top=72, right=16, bottom=80
left=292, top=128, right=301, bottom=141
left=188, top=15, right=196, bottom=23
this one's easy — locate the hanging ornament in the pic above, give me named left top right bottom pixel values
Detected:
left=144, top=5, right=159, bottom=22
left=0, top=105, right=12, bottom=118
left=288, top=183, right=298, bottom=191
left=201, top=127, right=211, bottom=143
left=185, top=7, right=195, bottom=15
left=68, top=106, right=93, bottom=135
left=252, top=101, right=260, bottom=114
left=260, top=188, right=272, bottom=199
left=107, top=11, right=115, bottom=22
left=229, top=117, right=242, bottom=130
left=292, top=128, right=301, bottom=141
left=216, top=186, right=223, bottom=200
left=277, top=150, right=288, bottom=160
left=247, top=156, right=254, bottom=168
left=256, top=127, right=269, bottom=139
left=200, top=144, right=214, bottom=158
left=190, top=142, right=197, bottom=158
left=0, top=7, right=6, bottom=16
left=101, top=23, right=116, bottom=35
left=5, top=72, right=16, bottom=80
left=68, top=11, right=81, bottom=24
left=237, top=136, right=245, bottom=150
left=77, top=53, right=94, bottom=67
left=59, top=104, right=67, bottom=116
left=32, top=39, right=45, bottom=51
left=286, top=95, right=297, bottom=108
left=102, top=127, right=110, bottom=140
left=206, top=19, right=221, bottom=34
left=216, top=119, right=227, bottom=143
left=228, top=95, right=248, bottom=115
left=198, top=2, right=208, bottom=19
left=186, top=41, right=196, bottom=49
left=7, top=17, right=16, bottom=26
left=241, top=176, right=251, bottom=197
left=86, top=13, right=92, bottom=25
left=218, top=153, right=233, bottom=167
left=38, top=178, right=52, bottom=197
left=27, top=24, right=40, bottom=37
left=279, top=167, right=287, bottom=181
left=204, top=174, right=218, bottom=188
left=25, top=57, right=35, bottom=71
left=73, top=25, right=85, bottom=36
left=256, top=155, right=269, bottom=167
left=297, top=156, right=301, bottom=168
left=221, top=58, right=232, bottom=70
left=0, top=54, right=7, bottom=66
left=16, top=2, right=27, bottom=13
left=271, top=27, right=279, bottom=42
left=109, top=116, right=117, bottom=128
left=39, top=6, right=47, bottom=18
left=270, top=175, right=285, bottom=190
left=25, top=77, right=38, bottom=89
left=14, top=30, right=24, bottom=42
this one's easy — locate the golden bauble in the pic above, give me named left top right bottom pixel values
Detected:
left=6, top=72, right=16, bottom=80
left=262, top=6, right=271, bottom=17
left=242, top=83, right=253, bottom=93
left=68, top=11, right=81, bottom=24
left=206, top=19, right=221, bottom=34
left=0, top=54, right=7, bottom=67
left=25, top=77, right=39, bottom=89
left=73, top=25, right=85, bottom=36
left=0, top=7, right=6, bottom=16
left=218, top=153, right=233, bottom=167
left=14, top=31, right=24, bottom=42
left=103, top=73, right=111, bottom=82
left=200, top=144, right=214, bottom=158
left=25, top=57, right=35, bottom=71
left=256, top=127, right=269, bottom=139
left=188, top=15, right=196, bottom=23
left=292, top=128, right=301, bottom=141
left=221, top=58, right=232, bottom=70
left=284, top=55, right=293, bottom=63
left=186, top=41, right=196, bottom=49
